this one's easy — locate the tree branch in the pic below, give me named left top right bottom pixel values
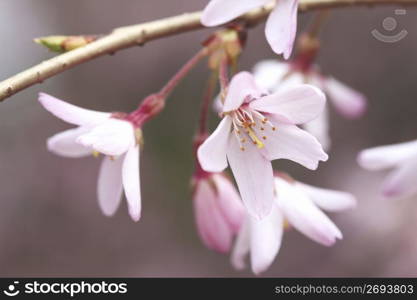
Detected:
left=0, top=0, right=415, bottom=102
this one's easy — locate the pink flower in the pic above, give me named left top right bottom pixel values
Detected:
left=358, top=139, right=417, bottom=198
left=253, top=60, right=368, bottom=150
left=197, top=72, right=328, bottom=219
left=201, top=0, right=298, bottom=59
left=38, top=93, right=141, bottom=221
left=231, top=175, right=356, bottom=274
left=193, top=173, right=245, bottom=253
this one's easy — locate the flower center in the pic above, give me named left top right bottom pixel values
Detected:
left=230, top=107, right=276, bottom=151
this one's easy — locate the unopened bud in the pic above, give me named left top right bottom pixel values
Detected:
left=34, top=35, right=97, bottom=53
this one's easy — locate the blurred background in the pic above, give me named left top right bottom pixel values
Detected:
left=0, top=0, right=417, bottom=277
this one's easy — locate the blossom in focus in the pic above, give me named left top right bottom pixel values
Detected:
left=193, top=172, right=245, bottom=253
left=358, top=139, right=417, bottom=198
left=201, top=0, right=298, bottom=59
left=253, top=59, right=367, bottom=150
left=38, top=93, right=142, bottom=221
left=231, top=174, right=356, bottom=274
left=197, top=71, right=328, bottom=219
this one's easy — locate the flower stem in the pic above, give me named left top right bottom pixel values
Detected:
left=307, top=10, right=331, bottom=38
left=219, top=57, right=230, bottom=103
left=198, top=70, right=218, bottom=135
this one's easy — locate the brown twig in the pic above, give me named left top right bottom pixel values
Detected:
left=0, top=0, right=416, bottom=102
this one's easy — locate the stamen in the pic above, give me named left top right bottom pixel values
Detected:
left=247, top=127, right=265, bottom=149
left=92, top=151, right=100, bottom=158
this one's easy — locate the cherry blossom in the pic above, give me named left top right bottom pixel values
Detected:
left=193, top=172, right=245, bottom=253
left=253, top=59, right=367, bottom=150
left=201, top=0, right=298, bottom=59
left=197, top=72, right=328, bottom=219
left=38, top=93, right=141, bottom=221
left=358, top=139, right=417, bottom=198
left=231, top=174, right=356, bottom=274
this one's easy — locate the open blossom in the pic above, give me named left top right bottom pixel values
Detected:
left=38, top=93, right=141, bottom=221
left=197, top=72, right=328, bottom=219
left=231, top=175, right=357, bottom=274
left=201, top=0, right=298, bottom=59
left=358, top=139, right=417, bottom=198
left=253, top=59, right=367, bottom=149
left=193, top=172, right=245, bottom=253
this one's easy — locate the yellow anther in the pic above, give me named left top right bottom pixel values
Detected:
left=92, top=151, right=100, bottom=158
left=240, top=147, right=245, bottom=151
left=247, top=128, right=265, bottom=149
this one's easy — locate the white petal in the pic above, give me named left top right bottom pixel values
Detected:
left=122, top=145, right=141, bottom=221
left=260, top=121, right=328, bottom=170
left=358, top=140, right=417, bottom=171
left=303, top=106, right=331, bottom=151
left=201, top=0, right=270, bottom=26
left=265, top=0, right=298, bottom=59
left=47, top=127, right=91, bottom=158
left=297, top=182, right=357, bottom=212
left=249, top=84, right=326, bottom=125
left=382, top=159, right=417, bottom=198
left=77, top=119, right=135, bottom=156
left=38, top=93, right=110, bottom=126
left=253, top=60, right=291, bottom=92
left=227, top=136, right=274, bottom=219
left=324, top=77, right=367, bottom=119
left=194, top=179, right=234, bottom=253
left=223, top=72, right=264, bottom=112
left=198, top=117, right=232, bottom=172
left=250, top=207, right=284, bottom=275
left=276, top=178, right=342, bottom=246
left=97, top=156, right=124, bottom=217
left=231, top=219, right=251, bottom=270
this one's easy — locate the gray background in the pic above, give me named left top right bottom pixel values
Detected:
left=0, top=0, right=416, bottom=277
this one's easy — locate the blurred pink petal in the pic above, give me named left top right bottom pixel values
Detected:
left=231, top=220, right=250, bottom=270
left=223, top=72, right=262, bottom=112
left=47, top=127, right=92, bottom=158
left=97, top=156, right=124, bottom=217
left=197, top=117, right=232, bottom=173
left=324, top=77, right=367, bottom=119
left=38, top=93, right=110, bottom=126
left=249, top=208, right=284, bottom=275
left=382, top=160, right=417, bottom=198
left=265, top=0, right=298, bottom=59
left=303, top=106, right=331, bottom=151
left=297, top=182, right=357, bottom=212
left=253, top=60, right=291, bottom=91
left=201, top=0, right=270, bottom=26
left=122, top=145, right=141, bottom=222
left=276, top=178, right=342, bottom=246
left=260, top=121, right=328, bottom=170
left=212, top=174, right=246, bottom=232
left=249, top=84, right=326, bottom=125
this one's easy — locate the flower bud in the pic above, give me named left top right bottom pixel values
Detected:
left=34, top=35, right=97, bottom=53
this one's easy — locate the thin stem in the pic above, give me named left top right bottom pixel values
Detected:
left=158, top=48, right=208, bottom=99
left=307, top=10, right=331, bottom=37
left=219, top=57, right=229, bottom=103
left=199, top=70, right=218, bottom=135
left=1, top=0, right=415, bottom=102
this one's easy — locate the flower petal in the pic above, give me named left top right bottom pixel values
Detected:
left=122, top=145, right=141, bottom=221
left=77, top=119, right=135, bottom=156
left=38, top=93, right=110, bottom=126
left=324, top=77, right=367, bottom=119
left=97, top=156, right=124, bottom=217
left=223, top=72, right=264, bottom=112
left=194, top=179, right=234, bottom=253
left=201, top=0, right=270, bottom=26
left=227, top=136, right=274, bottom=219
left=231, top=219, right=251, bottom=270
left=253, top=60, right=291, bottom=92
left=303, top=106, right=331, bottom=151
left=297, top=182, right=357, bottom=212
left=382, top=159, right=417, bottom=198
left=265, top=0, right=298, bottom=59
left=249, top=84, right=326, bottom=125
left=260, top=122, right=328, bottom=170
left=250, top=207, right=284, bottom=275
left=212, top=174, right=245, bottom=233
left=276, top=178, right=342, bottom=246
left=197, top=117, right=232, bottom=172
left=358, top=140, right=417, bottom=171
left=47, top=127, right=91, bottom=158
